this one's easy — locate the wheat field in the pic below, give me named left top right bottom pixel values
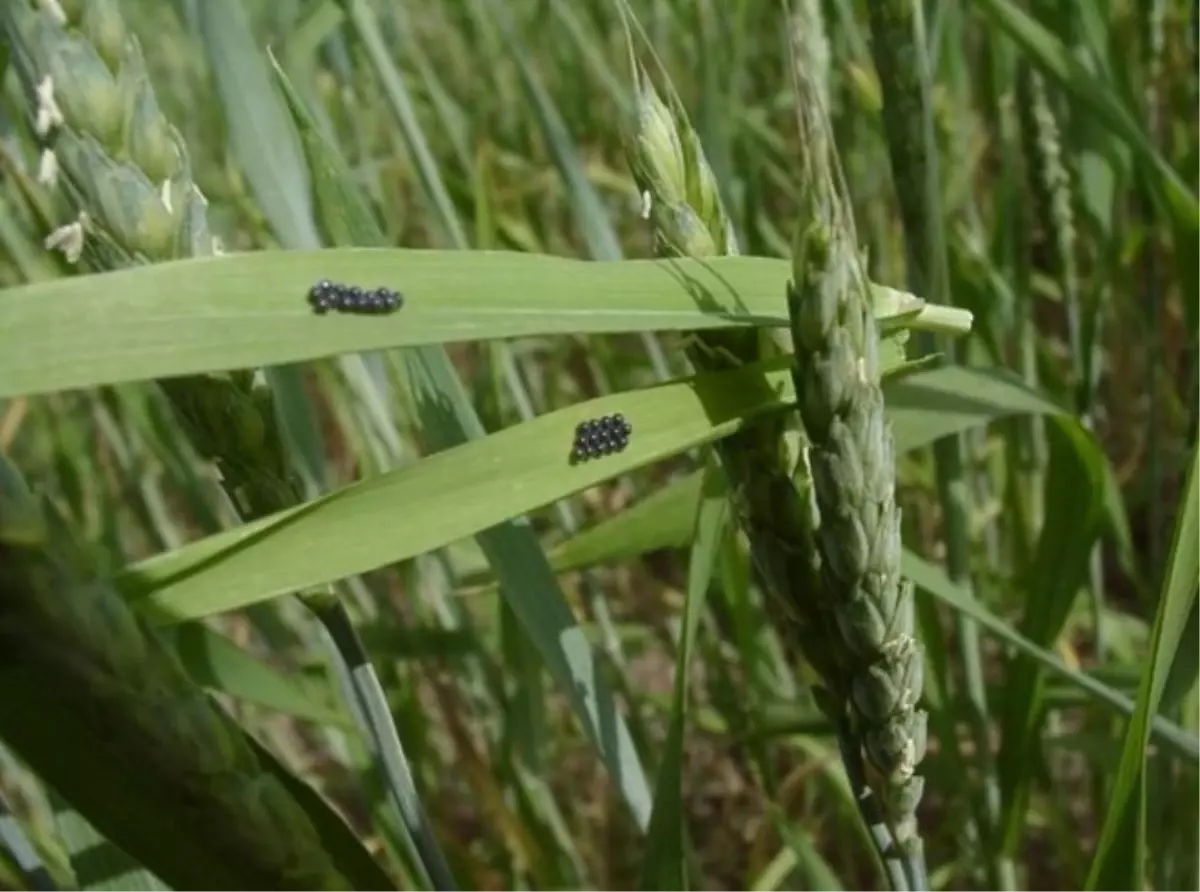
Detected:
left=0, top=0, right=1196, bottom=890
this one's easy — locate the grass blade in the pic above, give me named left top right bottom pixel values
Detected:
left=0, top=250, right=966, bottom=401
left=114, top=363, right=1061, bottom=623
left=639, top=460, right=729, bottom=890
left=1085, top=442, right=1200, bottom=889
left=198, top=0, right=320, bottom=250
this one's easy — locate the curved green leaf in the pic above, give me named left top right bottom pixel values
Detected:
left=1086, top=443, right=1200, bottom=889
left=114, top=364, right=1065, bottom=623
left=166, top=623, right=352, bottom=728
left=116, top=358, right=796, bottom=623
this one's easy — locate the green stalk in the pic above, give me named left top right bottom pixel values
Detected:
left=1139, top=0, right=1176, bottom=875
left=863, top=1, right=1010, bottom=888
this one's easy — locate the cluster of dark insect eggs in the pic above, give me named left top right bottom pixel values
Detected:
left=308, top=279, right=403, bottom=315
left=571, top=414, right=633, bottom=462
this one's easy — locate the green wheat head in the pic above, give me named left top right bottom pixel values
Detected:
left=0, top=456, right=352, bottom=889
left=1, top=0, right=299, bottom=520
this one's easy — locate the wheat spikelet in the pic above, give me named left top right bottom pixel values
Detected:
left=625, top=26, right=931, bottom=886
left=784, top=29, right=929, bottom=886
left=1, top=0, right=301, bottom=516
left=624, top=62, right=841, bottom=685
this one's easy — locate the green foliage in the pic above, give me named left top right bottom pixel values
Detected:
left=0, top=0, right=1193, bottom=890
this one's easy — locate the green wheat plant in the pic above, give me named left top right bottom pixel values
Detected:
left=0, top=0, right=1195, bottom=890
left=621, top=15, right=937, bottom=888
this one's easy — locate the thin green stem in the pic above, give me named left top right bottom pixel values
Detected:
left=310, top=596, right=459, bottom=891
left=833, top=717, right=912, bottom=892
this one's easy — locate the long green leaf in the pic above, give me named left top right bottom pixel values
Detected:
left=114, top=364, right=1061, bottom=622
left=115, top=357, right=793, bottom=621
left=0, top=251, right=965, bottom=400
